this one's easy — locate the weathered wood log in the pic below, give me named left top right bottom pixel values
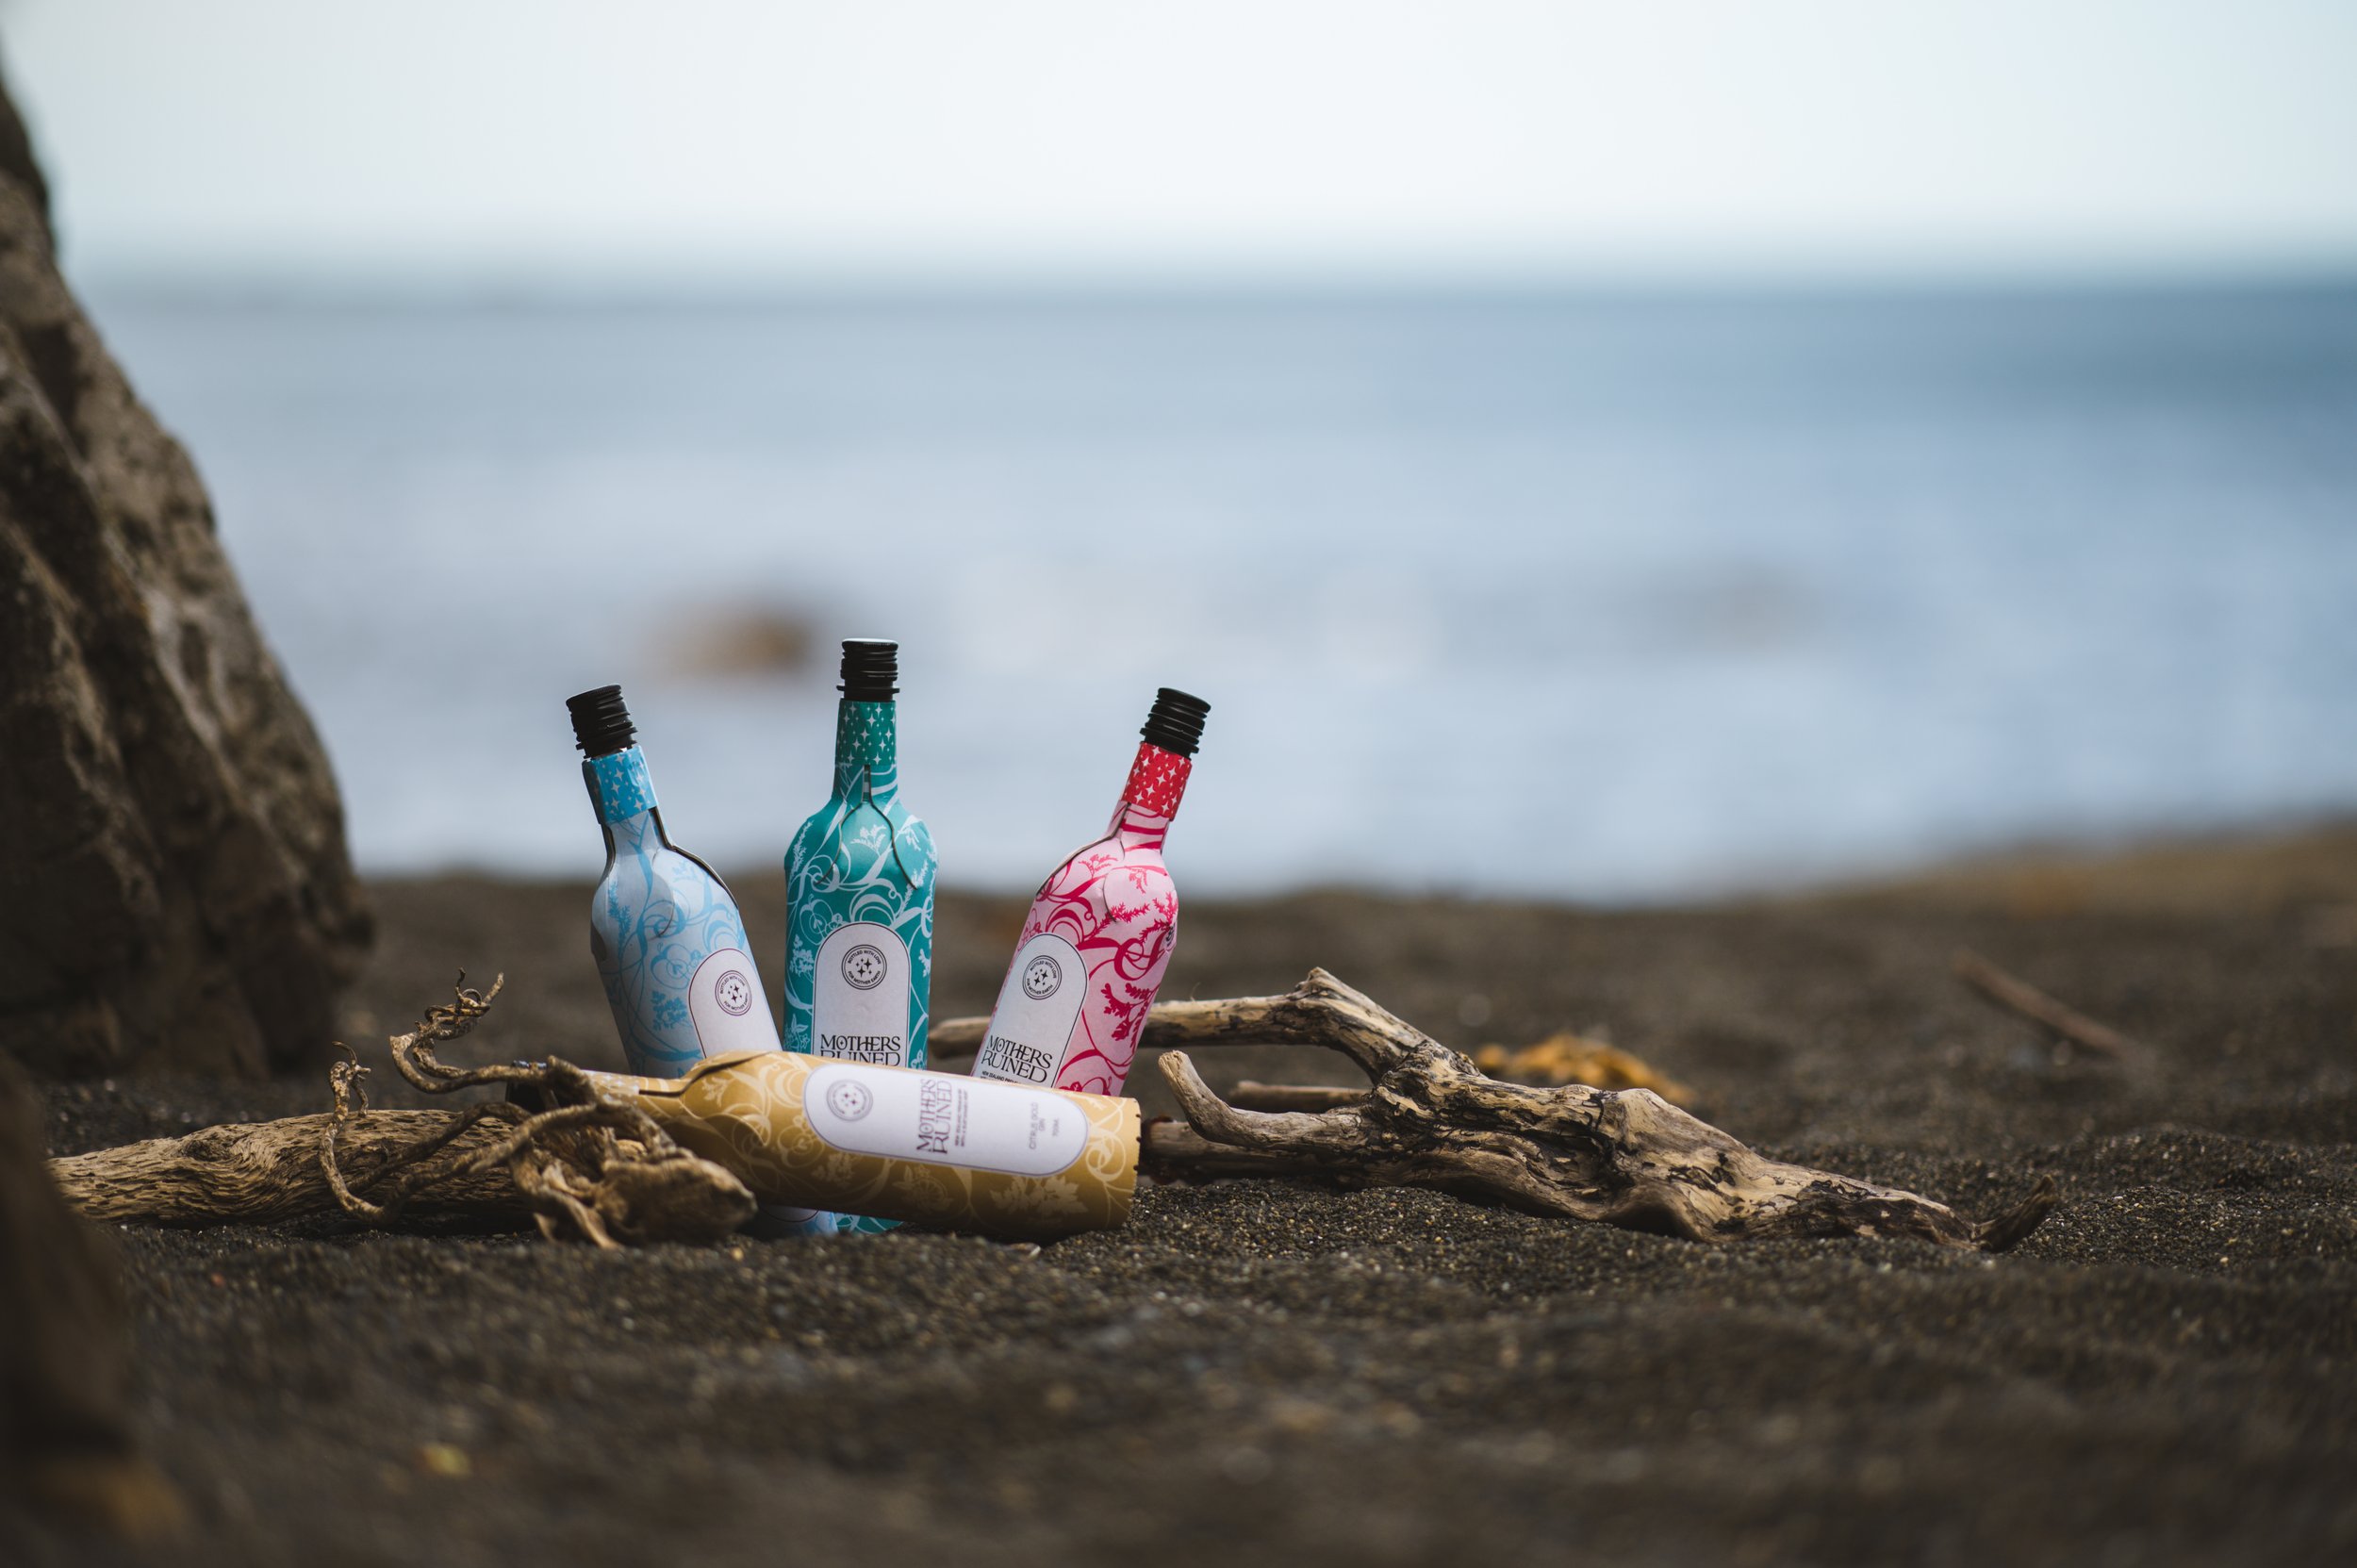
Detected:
left=51, top=977, right=758, bottom=1248
left=49, top=990, right=757, bottom=1247
left=1150, top=970, right=2055, bottom=1251
left=54, top=1110, right=759, bottom=1246
left=51, top=1109, right=530, bottom=1228
left=0, top=69, right=368, bottom=1080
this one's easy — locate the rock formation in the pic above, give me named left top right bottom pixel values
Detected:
left=0, top=70, right=370, bottom=1078
left=1, top=1051, right=183, bottom=1538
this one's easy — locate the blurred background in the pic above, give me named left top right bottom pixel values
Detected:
left=6, top=0, right=2353, bottom=900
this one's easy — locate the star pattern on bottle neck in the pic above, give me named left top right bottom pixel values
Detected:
left=592, top=749, right=656, bottom=820
left=839, top=702, right=898, bottom=795
left=1123, top=745, right=1192, bottom=820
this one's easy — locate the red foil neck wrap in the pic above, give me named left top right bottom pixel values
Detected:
left=1122, top=743, right=1193, bottom=820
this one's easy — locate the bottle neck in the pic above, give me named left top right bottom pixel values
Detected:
left=832, top=700, right=899, bottom=801
left=582, top=745, right=674, bottom=858
left=585, top=745, right=658, bottom=823
left=1107, top=741, right=1191, bottom=845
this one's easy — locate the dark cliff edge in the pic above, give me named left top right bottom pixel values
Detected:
left=0, top=62, right=370, bottom=1081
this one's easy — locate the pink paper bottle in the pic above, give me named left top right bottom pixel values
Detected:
left=972, top=688, right=1209, bottom=1097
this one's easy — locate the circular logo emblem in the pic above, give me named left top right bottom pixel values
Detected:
left=1022, top=953, right=1063, bottom=1000
left=825, top=1080, right=874, bottom=1122
left=713, top=969, right=754, bottom=1016
left=841, top=944, right=888, bottom=991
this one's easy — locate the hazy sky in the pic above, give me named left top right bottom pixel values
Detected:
left=5, top=0, right=2354, bottom=287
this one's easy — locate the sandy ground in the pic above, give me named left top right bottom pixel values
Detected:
left=17, top=828, right=2357, bottom=1566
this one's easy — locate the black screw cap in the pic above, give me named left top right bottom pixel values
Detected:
left=566, top=685, right=635, bottom=758
left=840, top=639, right=899, bottom=701
left=1140, top=687, right=1210, bottom=757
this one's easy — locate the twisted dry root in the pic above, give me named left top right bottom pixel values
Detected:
left=321, top=976, right=752, bottom=1247
left=1140, top=969, right=2055, bottom=1251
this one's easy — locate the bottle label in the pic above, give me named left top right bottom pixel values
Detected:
left=803, top=1062, right=1088, bottom=1178
left=972, top=933, right=1087, bottom=1086
left=810, top=921, right=914, bottom=1067
left=685, top=947, right=779, bottom=1058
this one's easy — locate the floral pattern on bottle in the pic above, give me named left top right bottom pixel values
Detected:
left=782, top=699, right=937, bottom=1235
left=974, top=743, right=1187, bottom=1098
left=585, top=749, right=776, bottom=1075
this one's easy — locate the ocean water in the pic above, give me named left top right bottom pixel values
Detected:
left=85, top=285, right=2357, bottom=900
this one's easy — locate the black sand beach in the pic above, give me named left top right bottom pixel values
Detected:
left=21, top=830, right=2357, bottom=1566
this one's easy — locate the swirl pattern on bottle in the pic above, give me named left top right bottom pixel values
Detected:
left=975, top=742, right=1186, bottom=1098
left=783, top=700, right=937, bottom=1235
left=586, top=751, right=774, bottom=1074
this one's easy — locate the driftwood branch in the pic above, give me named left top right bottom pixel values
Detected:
left=1138, top=970, right=2055, bottom=1251
left=50, top=969, right=2052, bottom=1253
left=327, top=975, right=754, bottom=1247
left=1953, top=948, right=2142, bottom=1061
left=51, top=1109, right=531, bottom=1227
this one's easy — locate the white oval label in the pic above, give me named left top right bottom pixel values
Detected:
left=972, top=933, right=1087, bottom=1086
left=812, top=921, right=912, bottom=1067
left=802, top=1062, right=1088, bottom=1178
left=686, top=947, right=781, bottom=1058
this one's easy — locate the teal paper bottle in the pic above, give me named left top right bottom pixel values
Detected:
left=782, top=639, right=938, bottom=1236
left=568, top=685, right=779, bottom=1074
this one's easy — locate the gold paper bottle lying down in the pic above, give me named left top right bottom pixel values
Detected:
left=583, top=1052, right=1140, bottom=1241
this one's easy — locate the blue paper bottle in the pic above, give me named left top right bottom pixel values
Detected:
left=782, top=639, right=938, bottom=1235
left=568, top=685, right=778, bottom=1074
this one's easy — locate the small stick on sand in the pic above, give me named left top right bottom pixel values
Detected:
left=1952, top=948, right=2142, bottom=1061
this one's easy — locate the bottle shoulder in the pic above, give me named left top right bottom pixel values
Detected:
left=790, top=789, right=930, bottom=843
left=786, top=795, right=937, bottom=913
left=1036, top=837, right=1172, bottom=909
left=667, top=841, right=739, bottom=900
left=589, top=848, right=757, bottom=997
left=596, top=835, right=743, bottom=918
left=785, top=802, right=836, bottom=864
left=895, top=807, right=936, bottom=862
